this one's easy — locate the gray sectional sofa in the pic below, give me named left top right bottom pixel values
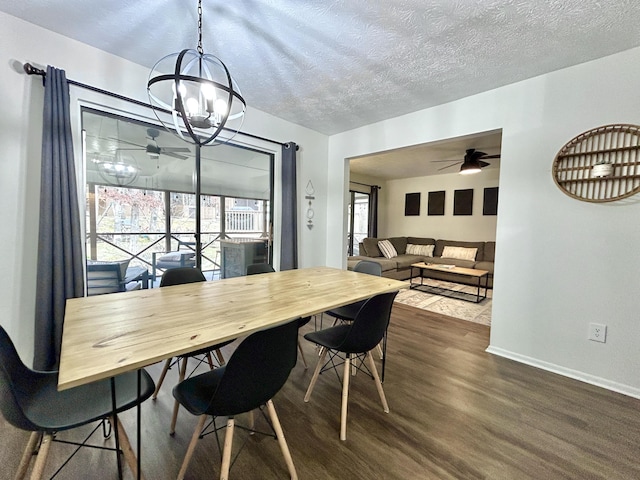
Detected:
left=347, top=236, right=495, bottom=288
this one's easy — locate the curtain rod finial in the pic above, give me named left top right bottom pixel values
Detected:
left=23, top=63, right=46, bottom=76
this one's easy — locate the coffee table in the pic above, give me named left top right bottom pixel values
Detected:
left=410, top=262, right=489, bottom=303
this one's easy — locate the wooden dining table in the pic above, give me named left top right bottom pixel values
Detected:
left=58, top=266, right=407, bottom=479
left=59, top=266, right=407, bottom=389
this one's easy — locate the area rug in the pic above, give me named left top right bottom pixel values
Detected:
left=394, top=279, right=492, bottom=326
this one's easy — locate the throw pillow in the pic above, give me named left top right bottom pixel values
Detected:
left=441, top=246, right=478, bottom=261
left=378, top=239, right=398, bottom=259
left=406, top=243, right=435, bottom=257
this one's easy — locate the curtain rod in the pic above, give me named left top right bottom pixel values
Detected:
left=350, top=180, right=381, bottom=189
left=23, top=62, right=296, bottom=149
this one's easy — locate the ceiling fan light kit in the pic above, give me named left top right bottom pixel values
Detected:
left=459, top=161, right=482, bottom=175
left=432, top=148, right=499, bottom=174
left=147, top=0, right=246, bottom=147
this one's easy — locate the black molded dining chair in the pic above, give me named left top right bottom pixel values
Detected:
left=324, top=260, right=387, bottom=378
left=303, top=291, right=398, bottom=441
left=172, top=320, right=300, bottom=480
left=153, top=267, right=235, bottom=435
left=245, top=263, right=311, bottom=368
left=325, top=260, right=382, bottom=322
left=0, top=325, right=154, bottom=479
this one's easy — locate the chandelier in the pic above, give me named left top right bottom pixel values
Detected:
left=94, top=151, right=139, bottom=187
left=147, top=0, right=246, bottom=147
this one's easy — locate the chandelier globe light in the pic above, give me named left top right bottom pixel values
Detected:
left=95, top=152, right=139, bottom=187
left=147, top=0, right=246, bottom=147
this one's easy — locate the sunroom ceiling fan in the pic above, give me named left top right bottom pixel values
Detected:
left=115, top=127, right=191, bottom=160
left=432, top=149, right=500, bottom=174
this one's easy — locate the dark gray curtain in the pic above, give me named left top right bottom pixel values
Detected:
left=369, top=185, right=379, bottom=238
left=33, top=66, right=84, bottom=370
left=280, top=142, right=298, bottom=270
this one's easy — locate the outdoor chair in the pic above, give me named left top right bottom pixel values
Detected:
left=303, top=291, right=398, bottom=441
left=152, top=267, right=235, bottom=435
left=86, top=259, right=143, bottom=295
left=0, top=325, right=154, bottom=479
left=172, top=320, right=300, bottom=480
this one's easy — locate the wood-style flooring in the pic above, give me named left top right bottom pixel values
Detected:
left=2, top=303, right=640, bottom=479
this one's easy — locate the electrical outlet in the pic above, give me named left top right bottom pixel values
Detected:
left=588, top=323, right=607, bottom=343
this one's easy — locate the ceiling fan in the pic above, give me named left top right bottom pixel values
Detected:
left=115, top=127, right=191, bottom=160
left=433, top=149, right=500, bottom=174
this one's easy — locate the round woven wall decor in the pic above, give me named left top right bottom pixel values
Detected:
left=552, top=124, right=640, bottom=202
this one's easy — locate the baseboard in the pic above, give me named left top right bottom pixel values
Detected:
left=485, top=346, right=640, bottom=400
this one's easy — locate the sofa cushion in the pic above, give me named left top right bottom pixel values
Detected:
left=362, top=237, right=383, bottom=257
left=388, top=237, right=408, bottom=255
left=441, top=246, right=478, bottom=261
left=371, top=257, right=399, bottom=272
left=395, top=254, right=425, bottom=269
left=474, top=261, right=494, bottom=274
left=406, top=243, right=435, bottom=257
left=427, top=256, right=476, bottom=269
left=484, top=242, right=496, bottom=262
left=434, top=239, right=485, bottom=260
left=407, top=237, right=435, bottom=246
left=378, top=239, right=398, bottom=259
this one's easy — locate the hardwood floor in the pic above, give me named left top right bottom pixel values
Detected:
left=2, top=303, right=640, bottom=479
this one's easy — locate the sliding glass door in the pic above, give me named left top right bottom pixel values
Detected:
left=82, top=108, right=273, bottom=285
left=347, top=191, right=371, bottom=256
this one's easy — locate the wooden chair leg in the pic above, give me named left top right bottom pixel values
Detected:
left=177, top=415, right=207, bottom=480
left=376, top=342, right=384, bottom=359
left=220, top=418, right=235, bottom=480
left=170, top=357, right=189, bottom=435
left=340, top=355, right=351, bottom=441
left=214, top=348, right=226, bottom=366
left=152, top=358, right=172, bottom=400
left=113, top=416, right=146, bottom=480
left=351, top=353, right=357, bottom=376
left=28, top=433, right=52, bottom=480
left=15, top=431, right=41, bottom=480
left=297, top=340, right=308, bottom=369
left=366, top=350, right=389, bottom=413
left=304, top=347, right=327, bottom=402
left=205, top=352, right=215, bottom=369
left=266, top=400, right=298, bottom=480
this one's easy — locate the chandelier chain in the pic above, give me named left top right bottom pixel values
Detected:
left=197, top=0, right=203, bottom=55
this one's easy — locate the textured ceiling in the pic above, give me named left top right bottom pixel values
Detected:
left=2, top=1, right=640, bottom=137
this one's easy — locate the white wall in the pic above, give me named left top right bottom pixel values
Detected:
left=328, top=47, right=640, bottom=396
left=0, top=11, right=328, bottom=364
left=379, top=168, right=499, bottom=241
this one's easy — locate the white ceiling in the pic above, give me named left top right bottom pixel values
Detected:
left=2, top=0, right=640, bottom=138
left=4, top=1, right=640, bottom=181
left=350, top=129, right=502, bottom=180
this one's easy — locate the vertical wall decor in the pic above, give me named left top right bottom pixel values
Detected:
left=404, top=192, right=421, bottom=216
left=483, top=187, right=499, bottom=215
left=427, top=190, right=445, bottom=216
left=454, top=189, right=474, bottom=215
left=305, top=180, right=315, bottom=229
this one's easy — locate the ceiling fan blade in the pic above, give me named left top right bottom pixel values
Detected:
left=478, top=160, right=490, bottom=168
left=108, top=137, right=146, bottom=149
left=161, top=147, right=191, bottom=153
left=162, top=151, right=189, bottom=160
left=437, top=162, right=461, bottom=171
left=479, top=154, right=500, bottom=159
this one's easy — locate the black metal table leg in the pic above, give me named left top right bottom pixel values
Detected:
left=110, top=377, right=123, bottom=480
left=137, top=369, right=141, bottom=480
